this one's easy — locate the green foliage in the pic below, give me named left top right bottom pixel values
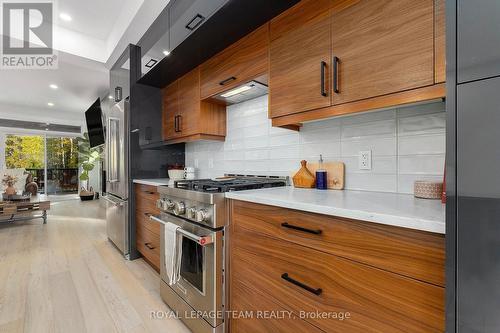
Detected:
left=5, top=135, right=45, bottom=169
left=78, top=133, right=103, bottom=184
left=5, top=135, right=79, bottom=170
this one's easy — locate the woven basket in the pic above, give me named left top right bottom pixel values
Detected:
left=79, top=186, right=94, bottom=201
left=414, top=181, right=443, bottom=199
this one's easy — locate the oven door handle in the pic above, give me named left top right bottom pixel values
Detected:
left=150, top=215, right=214, bottom=246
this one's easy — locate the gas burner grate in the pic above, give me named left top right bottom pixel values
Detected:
left=173, top=176, right=287, bottom=193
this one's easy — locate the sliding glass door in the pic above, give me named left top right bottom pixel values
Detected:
left=46, top=137, right=79, bottom=194
left=4, top=134, right=46, bottom=192
left=3, top=133, right=79, bottom=195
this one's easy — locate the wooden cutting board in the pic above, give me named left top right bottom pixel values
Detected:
left=308, top=161, right=345, bottom=190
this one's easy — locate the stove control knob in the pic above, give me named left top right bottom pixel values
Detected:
left=163, top=199, right=174, bottom=211
left=173, top=201, right=185, bottom=216
left=187, top=207, right=197, bottom=219
left=195, top=209, right=208, bottom=223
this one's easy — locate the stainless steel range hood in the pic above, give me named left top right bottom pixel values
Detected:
left=213, top=80, right=268, bottom=105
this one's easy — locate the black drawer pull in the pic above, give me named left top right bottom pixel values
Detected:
left=145, top=242, right=155, bottom=250
left=320, top=61, right=327, bottom=97
left=185, top=13, right=205, bottom=31
left=219, top=76, right=236, bottom=85
left=281, top=222, right=322, bottom=235
left=281, top=273, right=322, bottom=296
left=174, top=115, right=182, bottom=132
left=333, top=56, right=340, bottom=93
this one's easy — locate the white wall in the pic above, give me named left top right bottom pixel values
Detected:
left=185, top=96, right=446, bottom=194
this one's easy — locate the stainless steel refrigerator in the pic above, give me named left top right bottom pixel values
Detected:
left=104, top=98, right=130, bottom=258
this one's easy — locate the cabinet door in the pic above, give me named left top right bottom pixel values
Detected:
left=162, top=81, right=179, bottom=140
left=269, top=0, right=332, bottom=118
left=331, top=0, right=434, bottom=105
left=177, top=68, right=200, bottom=137
left=200, top=24, right=269, bottom=99
left=169, top=0, right=228, bottom=52
left=458, top=0, right=500, bottom=82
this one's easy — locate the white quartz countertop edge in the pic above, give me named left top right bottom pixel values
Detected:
left=133, top=178, right=171, bottom=187
left=225, top=189, right=445, bottom=234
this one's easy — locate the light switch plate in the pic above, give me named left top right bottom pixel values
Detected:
left=358, top=150, right=372, bottom=170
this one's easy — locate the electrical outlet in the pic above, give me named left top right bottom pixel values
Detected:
left=358, top=150, right=372, bottom=170
left=194, top=159, right=199, bottom=168
left=208, top=158, right=214, bottom=169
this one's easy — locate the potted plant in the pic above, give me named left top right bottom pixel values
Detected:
left=78, top=133, right=103, bottom=201
left=2, top=175, right=18, bottom=196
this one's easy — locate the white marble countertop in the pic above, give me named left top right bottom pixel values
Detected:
left=133, top=178, right=172, bottom=187
left=226, top=187, right=445, bottom=234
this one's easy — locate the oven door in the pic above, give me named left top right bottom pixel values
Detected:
left=155, top=213, right=224, bottom=328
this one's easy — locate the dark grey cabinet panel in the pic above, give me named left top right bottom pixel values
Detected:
left=169, top=0, right=228, bottom=51
left=458, top=0, right=500, bottom=82
left=457, top=77, right=500, bottom=333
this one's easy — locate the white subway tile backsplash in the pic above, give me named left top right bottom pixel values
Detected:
left=398, top=134, right=446, bottom=155
left=185, top=97, right=445, bottom=194
left=341, top=137, right=397, bottom=156
left=341, top=119, right=396, bottom=139
left=398, top=113, right=446, bottom=136
left=269, top=133, right=299, bottom=147
left=399, top=155, right=445, bottom=175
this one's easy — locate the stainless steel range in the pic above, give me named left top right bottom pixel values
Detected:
left=150, top=176, right=287, bottom=333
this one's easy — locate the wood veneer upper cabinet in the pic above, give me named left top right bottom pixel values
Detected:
left=331, top=0, right=435, bottom=105
left=200, top=24, right=269, bottom=99
left=162, top=81, right=179, bottom=140
left=434, top=0, right=446, bottom=83
left=177, top=69, right=200, bottom=137
left=162, top=67, right=226, bottom=143
left=269, top=0, right=333, bottom=118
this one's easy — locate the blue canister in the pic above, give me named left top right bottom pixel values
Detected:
left=315, top=154, right=328, bottom=190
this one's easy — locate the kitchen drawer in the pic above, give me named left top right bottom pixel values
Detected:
left=136, top=224, right=161, bottom=271
left=231, top=229, right=444, bottom=333
left=230, top=278, right=324, bottom=333
left=136, top=209, right=161, bottom=236
left=135, top=184, right=159, bottom=197
left=200, top=24, right=269, bottom=99
left=231, top=200, right=445, bottom=286
left=169, top=0, right=228, bottom=52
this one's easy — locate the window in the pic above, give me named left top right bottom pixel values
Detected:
left=4, top=134, right=79, bottom=194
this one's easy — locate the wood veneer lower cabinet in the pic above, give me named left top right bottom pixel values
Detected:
left=228, top=200, right=445, bottom=333
left=134, top=184, right=161, bottom=272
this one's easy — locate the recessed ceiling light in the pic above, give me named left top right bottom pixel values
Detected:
left=47, top=102, right=54, bottom=107
left=162, top=50, right=170, bottom=56
left=108, top=95, right=113, bottom=100
left=60, top=13, right=72, bottom=21
left=49, top=84, right=58, bottom=89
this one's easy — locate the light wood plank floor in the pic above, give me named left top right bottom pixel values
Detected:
left=0, top=198, right=191, bottom=333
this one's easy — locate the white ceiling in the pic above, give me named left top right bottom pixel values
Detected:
left=58, top=0, right=135, bottom=40
left=0, top=52, right=108, bottom=114
left=0, top=0, right=171, bottom=127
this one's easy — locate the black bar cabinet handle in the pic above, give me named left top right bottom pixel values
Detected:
left=333, top=56, right=340, bottom=93
left=177, top=115, right=182, bottom=132
left=219, top=76, right=236, bottom=85
left=174, top=115, right=181, bottom=133
left=281, top=273, right=322, bottom=296
left=185, top=13, right=205, bottom=31
left=320, top=61, right=327, bottom=97
left=281, top=222, right=322, bottom=235
left=145, top=242, right=155, bottom=250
